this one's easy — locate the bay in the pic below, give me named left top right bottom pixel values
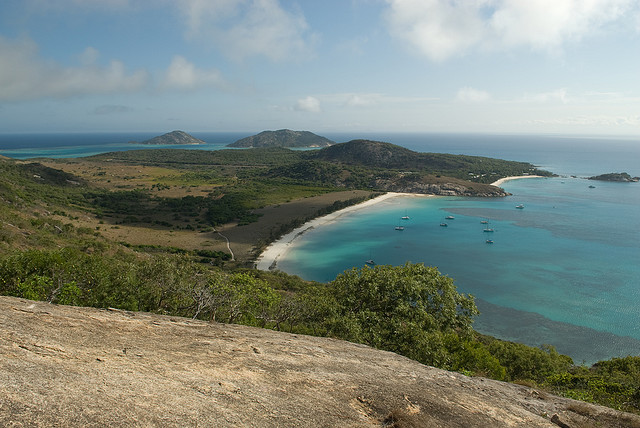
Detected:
left=2, top=131, right=639, bottom=364
left=273, top=134, right=640, bottom=365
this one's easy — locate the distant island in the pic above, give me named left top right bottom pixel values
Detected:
left=588, top=172, right=639, bottom=182
left=136, top=130, right=206, bottom=145
left=228, top=129, right=334, bottom=148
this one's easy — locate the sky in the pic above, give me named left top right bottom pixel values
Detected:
left=1, top=0, right=640, bottom=136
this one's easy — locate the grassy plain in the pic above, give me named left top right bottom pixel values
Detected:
left=37, top=158, right=373, bottom=264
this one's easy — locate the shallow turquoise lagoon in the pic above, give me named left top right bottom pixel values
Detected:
left=277, top=177, right=640, bottom=364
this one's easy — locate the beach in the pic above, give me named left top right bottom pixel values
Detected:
left=255, top=192, right=432, bottom=271
left=255, top=175, right=543, bottom=271
left=256, top=175, right=543, bottom=271
left=491, top=175, right=544, bottom=187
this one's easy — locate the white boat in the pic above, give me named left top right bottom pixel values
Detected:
left=480, top=220, right=489, bottom=224
left=401, top=215, right=410, bottom=220
left=365, top=259, right=376, bottom=265
left=515, top=204, right=524, bottom=209
left=440, top=223, right=448, bottom=227
left=445, top=215, right=455, bottom=219
left=486, top=239, right=494, bottom=244
left=395, top=226, right=405, bottom=231
left=483, top=228, right=494, bottom=232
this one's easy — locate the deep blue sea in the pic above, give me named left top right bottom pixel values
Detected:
left=1, top=132, right=639, bottom=364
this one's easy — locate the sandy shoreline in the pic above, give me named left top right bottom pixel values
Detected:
left=491, top=175, right=544, bottom=187
left=256, top=175, right=544, bottom=271
left=255, top=192, right=431, bottom=271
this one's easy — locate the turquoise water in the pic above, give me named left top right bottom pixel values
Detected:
left=276, top=169, right=640, bottom=364
left=0, top=132, right=241, bottom=159
left=2, top=132, right=639, bottom=364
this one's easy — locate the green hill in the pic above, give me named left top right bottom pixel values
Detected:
left=228, top=129, right=334, bottom=148
left=138, top=130, right=205, bottom=145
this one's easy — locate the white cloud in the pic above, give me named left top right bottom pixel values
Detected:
left=161, top=56, right=226, bottom=90
left=176, top=0, right=314, bottom=62
left=384, top=0, right=637, bottom=61
left=0, top=38, right=232, bottom=102
left=0, top=37, right=148, bottom=101
left=489, top=0, right=631, bottom=50
left=345, top=93, right=379, bottom=107
left=78, top=47, right=100, bottom=66
left=385, top=0, right=485, bottom=62
left=295, top=96, right=321, bottom=112
left=523, top=88, right=569, bottom=104
left=456, top=87, right=491, bottom=102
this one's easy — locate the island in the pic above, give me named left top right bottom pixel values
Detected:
left=588, top=172, right=639, bottom=182
left=136, top=130, right=206, bottom=145
left=1, top=143, right=639, bottom=422
left=228, top=129, right=334, bottom=148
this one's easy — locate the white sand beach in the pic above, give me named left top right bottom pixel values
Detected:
left=256, top=176, right=545, bottom=271
left=256, top=192, right=431, bottom=271
left=491, top=175, right=544, bottom=187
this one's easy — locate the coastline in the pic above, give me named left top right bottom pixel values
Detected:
left=255, top=175, right=543, bottom=272
left=491, top=175, right=544, bottom=187
left=255, top=192, right=432, bottom=271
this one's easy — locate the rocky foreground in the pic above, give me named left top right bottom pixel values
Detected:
left=2, top=296, right=639, bottom=427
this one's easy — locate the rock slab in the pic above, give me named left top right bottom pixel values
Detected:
left=1, top=296, right=638, bottom=427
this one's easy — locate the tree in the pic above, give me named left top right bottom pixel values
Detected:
left=326, top=262, right=479, bottom=366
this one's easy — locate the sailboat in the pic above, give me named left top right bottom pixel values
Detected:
left=366, top=250, right=376, bottom=265
left=401, top=210, right=410, bottom=220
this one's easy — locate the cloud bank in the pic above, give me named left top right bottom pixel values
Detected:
left=0, top=38, right=231, bottom=101
left=385, top=0, right=636, bottom=61
left=0, top=37, right=148, bottom=101
left=161, top=56, right=226, bottom=90
left=177, top=0, right=314, bottom=62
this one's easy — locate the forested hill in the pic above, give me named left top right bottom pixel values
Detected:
left=303, top=140, right=551, bottom=182
left=93, top=139, right=550, bottom=185
left=306, top=140, right=416, bottom=167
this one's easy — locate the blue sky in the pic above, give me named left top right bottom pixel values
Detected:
left=1, top=0, right=640, bottom=135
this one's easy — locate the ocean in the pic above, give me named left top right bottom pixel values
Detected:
left=1, top=132, right=639, bottom=364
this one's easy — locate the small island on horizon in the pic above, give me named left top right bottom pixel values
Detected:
left=134, top=130, right=206, bottom=145
left=228, top=129, right=334, bottom=148
left=588, top=172, right=639, bottom=182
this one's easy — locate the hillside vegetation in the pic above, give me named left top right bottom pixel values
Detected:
left=228, top=129, right=334, bottom=148
left=1, top=146, right=637, bottom=416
